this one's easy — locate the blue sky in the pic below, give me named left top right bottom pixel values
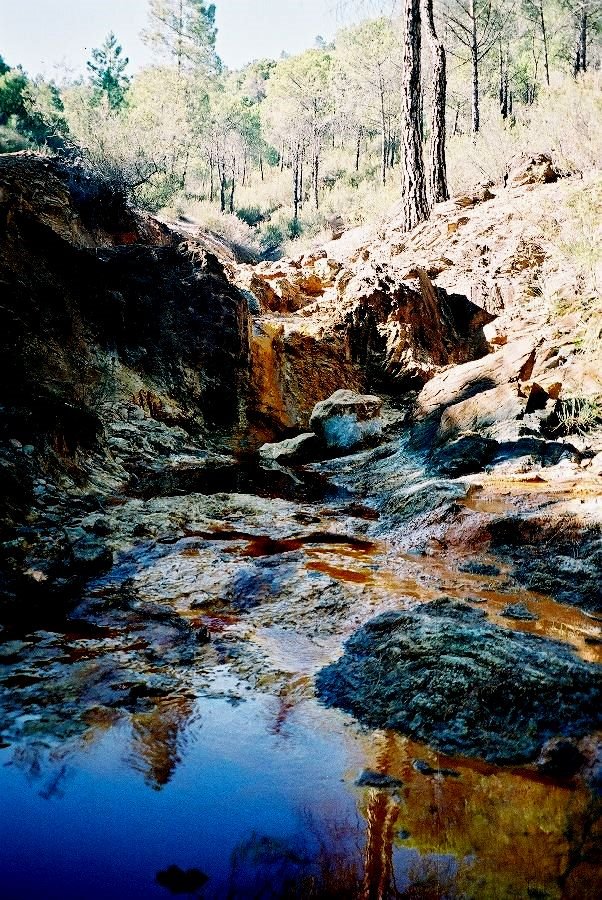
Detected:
left=0, top=0, right=367, bottom=78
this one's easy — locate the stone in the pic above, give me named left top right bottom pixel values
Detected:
left=412, top=759, right=460, bottom=778
left=309, top=389, right=383, bottom=452
left=438, top=383, right=525, bottom=442
left=590, top=452, right=602, bottom=476
left=315, top=599, right=602, bottom=763
left=417, top=338, right=537, bottom=418
left=258, top=433, right=320, bottom=464
left=458, top=561, right=501, bottom=577
left=535, top=737, right=585, bottom=779
left=355, top=770, right=404, bottom=790
left=430, top=434, right=498, bottom=477
left=501, top=602, right=538, bottom=621
left=483, top=321, right=507, bottom=346
left=510, top=153, right=560, bottom=186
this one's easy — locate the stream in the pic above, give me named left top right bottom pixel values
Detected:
left=1, top=449, right=600, bottom=899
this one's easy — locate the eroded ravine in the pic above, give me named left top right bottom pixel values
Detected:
left=1, top=154, right=601, bottom=899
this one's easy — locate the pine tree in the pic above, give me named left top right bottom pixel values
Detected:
left=399, top=0, right=430, bottom=231
left=86, top=32, right=130, bottom=110
left=142, top=0, right=219, bottom=74
left=424, top=0, right=449, bottom=202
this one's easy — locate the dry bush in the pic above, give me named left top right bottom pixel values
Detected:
left=447, top=73, right=602, bottom=194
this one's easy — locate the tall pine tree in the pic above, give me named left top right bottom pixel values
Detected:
left=87, top=32, right=130, bottom=110
left=142, top=0, right=220, bottom=74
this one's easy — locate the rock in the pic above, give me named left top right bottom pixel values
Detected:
left=70, top=536, right=113, bottom=577
left=590, top=452, right=602, bottom=476
left=500, top=602, right=538, bottom=621
left=458, top=561, right=501, bottom=577
left=417, top=338, right=537, bottom=418
left=483, top=321, right=507, bottom=346
left=488, top=518, right=602, bottom=612
left=412, top=759, right=460, bottom=778
left=438, top=383, right=526, bottom=442
left=155, top=865, right=208, bottom=894
left=309, top=390, right=383, bottom=452
left=355, top=769, right=404, bottom=790
left=535, top=737, right=586, bottom=779
left=315, top=598, right=602, bottom=763
left=258, top=433, right=320, bottom=464
left=510, top=153, right=560, bottom=186
left=328, top=214, right=346, bottom=239
left=430, top=434, right=498, bottom=477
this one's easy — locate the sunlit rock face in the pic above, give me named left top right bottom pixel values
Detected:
left=239, top=246, right=493, bottom=436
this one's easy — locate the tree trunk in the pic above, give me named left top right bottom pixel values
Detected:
left=314, top=151, right=319, bottom=209
left=380, top=76, right=387, bottom=186
left=293, top=146, right=300, bottom=220
left=355, top=127, right=362, bottom=171
left=470, top=0, right=480, bottom=133
left=209, top=153, right=215, bottom=203
left=229, top=158, right=235, bottom=214
left=400, top=0, right=429, bottom=231
left=539, top=0, right=550, bottom=86
left=499, top=42, right=509, bottom=119
left=579, top=9, right=588, bottom=72
left=424, top=0, right=448, bottom=203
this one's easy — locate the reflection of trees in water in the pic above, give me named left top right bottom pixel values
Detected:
left=9, top=742, right=72, bottom=800
left=129, top=695, right=196, bottom=789
left=223, top=808, right=459, bottom=899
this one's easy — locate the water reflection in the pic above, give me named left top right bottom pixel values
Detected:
left=0, top=600, right=601, bottom=898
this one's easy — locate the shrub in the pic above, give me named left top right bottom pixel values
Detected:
left=259, top=222, right=284, bottom=255
left=236, top=204, right=264, bottom=226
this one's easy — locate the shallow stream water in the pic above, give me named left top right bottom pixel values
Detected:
left=1, top=460, right=600, bottom=899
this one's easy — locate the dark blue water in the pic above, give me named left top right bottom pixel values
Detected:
left=0, top=689, right=366, bottom=899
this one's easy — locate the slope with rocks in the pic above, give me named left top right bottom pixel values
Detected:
left=0, top=150, right=601, bottom=898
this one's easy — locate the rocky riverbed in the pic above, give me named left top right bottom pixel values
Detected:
left=1, top=152, right=601, bottom=898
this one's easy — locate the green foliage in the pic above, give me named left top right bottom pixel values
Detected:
left=87, top=32, right=130, bottom=110
left=236, top=205, right=263, bottom=226
left=0, top=69, right=29, bottom=125
left=0, top=124, right=31, bottom=152
left=259, top=222, right=284, bottom=255
left=551, top=396, right=602, bottom=435
left=142, top=0, right=220, bottom=74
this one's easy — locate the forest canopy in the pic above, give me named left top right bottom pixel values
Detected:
left=1, top=0, right=600, bottom=256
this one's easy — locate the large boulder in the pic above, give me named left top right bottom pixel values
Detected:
left=309, top=389, right=383, bottom=452
left=316, top=598, right=602, bottom=764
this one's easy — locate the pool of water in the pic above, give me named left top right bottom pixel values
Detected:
left=1, top=657, right=599, bottom=899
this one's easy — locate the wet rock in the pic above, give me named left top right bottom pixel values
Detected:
left=355, top=769, right=404, bottom=790
left=536, top=737, right=586, bottom=779
left=430, top=434, right=498, bottom=477
left=488, top=518, right=602, bottom=613
left=315, top=598, right=602, bottom=764
left=70, top=536, right=113, bottom=577
left=258, top=433, right=320, bottom=464
left=501, top=602, right=538, bottom=621
left=412, top=759, right=460, bottom=778
left=309, top=390, right=383, bottom=452
left=458, top=561, right=501, bottom=576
